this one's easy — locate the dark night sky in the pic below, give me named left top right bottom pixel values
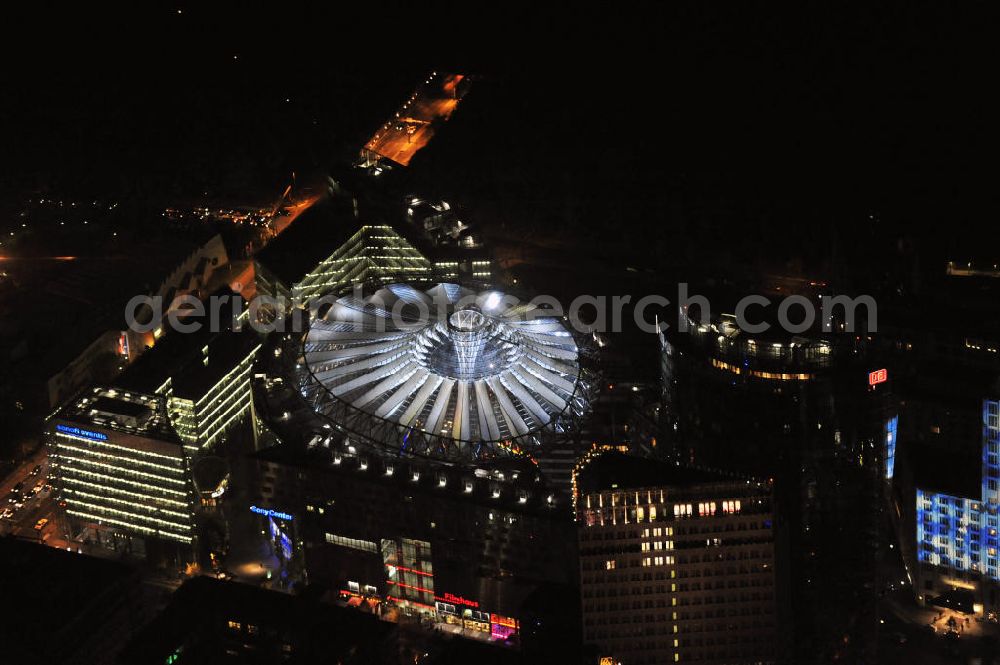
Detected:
left=2, top=3, right=996, bottom=267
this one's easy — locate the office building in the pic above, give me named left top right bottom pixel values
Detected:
left=115, top=299, right=260, bottom=454
left=254, top=192, right=433, bottom=301
left=912, top=399, right=1000, bottom=613
left=661, top=304, right=888, bottom=663
left=48, top=387, right=196, bottom=557
left=575, top=452, right=777, bottom=665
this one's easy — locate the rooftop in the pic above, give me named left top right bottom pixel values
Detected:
left=56, top=386, right=180, bottom=443
left=298, top=283, right=594, bottom=459
left=118, top=576, right=395, bottom=665
left=254, top=441, right=563, bottom=516
left=911, top=438, right=982, bottom=499
left=575, top=451, right=755, bottom=495
left=0, top=539, right=138, bottom=662
left=116, top=294, right=259, bottom=402
left=254, top=194, right=361, bottom=287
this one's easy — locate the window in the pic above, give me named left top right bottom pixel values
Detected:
left=325, top=533, right=378, bottom=553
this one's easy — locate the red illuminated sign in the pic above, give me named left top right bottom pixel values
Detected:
left=868, top=368, right=888, bottom=386
left=438, top=592, right=479, bottom=608
left=491, top=613, right=517, bottom=628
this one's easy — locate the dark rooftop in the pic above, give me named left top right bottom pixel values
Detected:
left=116, top=292, right=259, bottom=401
left=910, top=438, right=982, bottom=499
left=0, top=538, right=139, bottom=663
left=576, top=451, right=749, bottom=494
left=254, top=193, right=360, bottom=287
left=117, top=576, right=395, bottom=665
left=91, top=395, right=152, bottom=419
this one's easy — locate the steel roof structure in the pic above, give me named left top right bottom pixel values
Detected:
left=295, top=283, right=596, bottom=463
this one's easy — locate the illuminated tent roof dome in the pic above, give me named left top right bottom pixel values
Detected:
left=298, top=283, right=593, bottom=460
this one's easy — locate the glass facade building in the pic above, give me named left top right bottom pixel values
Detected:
left=916, top=400, right=1000, bottom=608
left=48, top=387, right=196, bottom=548
left=291, top=225, right=432, bottom=302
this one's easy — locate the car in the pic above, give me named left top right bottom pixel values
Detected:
left=0, top=508, right=12, bottom=520
left=33, top=518, right=48, bottom=530
left=33, top=482, right=44, bottom=494
left=24, top=488, right=36, bottom=500
left=30, top=465, right=41, bottom=476
left=12, top=482, right=23, bottom=494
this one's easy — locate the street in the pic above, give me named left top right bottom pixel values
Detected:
left=0, top=449, right=62, bottom=543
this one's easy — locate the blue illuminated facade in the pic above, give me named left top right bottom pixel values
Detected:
left=885, top=415, right=898, bottom=480
left=916, top=400, right=1000, bottom=584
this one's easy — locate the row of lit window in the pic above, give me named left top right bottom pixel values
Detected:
left=325, top=532, right=379, bottom=553
left=67, top=509, right=193, bottom=543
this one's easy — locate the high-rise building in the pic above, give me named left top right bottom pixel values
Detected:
left=254, top=185, right=493, bottom=305
left=48, top=387, right=196, bottom=558
left=254, top=193, right=434, bottom=301
left=574, top=452, right=778, bottom=665
left=661, top=308, right=888, bottom=662
left=912, top=399, right=1000, bottom=613
left=115, top=299, right=260, bottom=455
